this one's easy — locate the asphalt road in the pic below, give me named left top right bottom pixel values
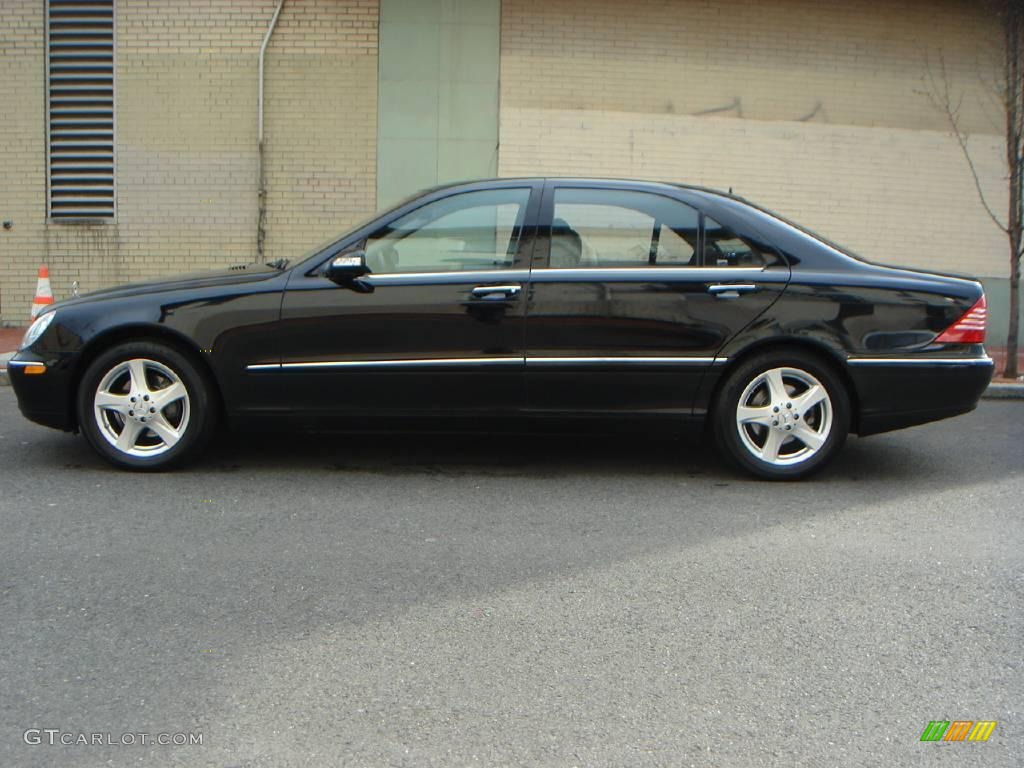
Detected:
left=0, top=387, right=1021, bottom=767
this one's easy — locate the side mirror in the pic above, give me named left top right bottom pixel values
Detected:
left=325, top=250, right=371, bottom=285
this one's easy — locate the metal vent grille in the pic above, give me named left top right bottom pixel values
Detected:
left=47, top=0, right=115, bottom=220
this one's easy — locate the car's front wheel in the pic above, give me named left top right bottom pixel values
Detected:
left=713, top=350, right=850, bottom=479
left=78, top=341, right=216, bottom=470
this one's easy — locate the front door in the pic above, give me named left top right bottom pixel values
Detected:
left=524, top=183, right=790, bottom=415
left=272, top=183, right=540, bottom=419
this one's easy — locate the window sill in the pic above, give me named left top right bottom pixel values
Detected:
left=47, top=217, right=116, bottom=226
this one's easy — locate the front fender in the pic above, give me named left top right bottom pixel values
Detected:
left=14, top=272, right=288, bottom=429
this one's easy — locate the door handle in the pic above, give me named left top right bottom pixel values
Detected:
left=707, top=283, right=758, bottom=297
left=470, top=284, right=521, bottom=299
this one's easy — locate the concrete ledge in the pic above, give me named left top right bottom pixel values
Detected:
left=983, top=383, right=1024, bottom=400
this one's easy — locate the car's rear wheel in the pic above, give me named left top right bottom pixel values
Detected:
left=78, top=341, right=216, bottom=470
left=713, top=350, right=850, bottom=479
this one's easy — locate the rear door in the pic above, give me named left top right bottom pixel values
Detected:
left=272, top=182, right=540, bottom=418
left=524, top=182, right=788, bottom=415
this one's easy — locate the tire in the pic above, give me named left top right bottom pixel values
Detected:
left=77, top=340, right=216, bottom=470
left=712, top=349, right=850, bottom=480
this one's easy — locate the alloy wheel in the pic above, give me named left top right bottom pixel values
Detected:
left=93, top=358, right=190, bottom=457
left=734, top=366, right=833, bottom=466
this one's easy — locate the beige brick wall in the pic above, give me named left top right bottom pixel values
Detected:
left=262, top=0, right=378, bottom=263
left=1, top=0, right=1013, bottom=326
left=0, top=0, right=47, bottom=324
left=499, top=0, right=1009, bottom=279
left=1, top=0, right=378, bottom=325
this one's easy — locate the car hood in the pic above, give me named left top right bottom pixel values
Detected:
left=50, top=263, right=284, bottom=309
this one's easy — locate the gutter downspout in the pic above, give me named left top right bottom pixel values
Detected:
left=257, top=0, right=286, bottom=263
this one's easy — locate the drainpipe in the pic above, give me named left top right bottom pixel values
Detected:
left=257, top=0, right=286, bottom=263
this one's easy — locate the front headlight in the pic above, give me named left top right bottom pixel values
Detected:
left=20, top=311, right=56, bottom=350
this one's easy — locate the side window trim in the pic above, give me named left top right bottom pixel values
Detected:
left=698, top=212, right=706, bottom=268
left=648, top=219, right=661, bottom=265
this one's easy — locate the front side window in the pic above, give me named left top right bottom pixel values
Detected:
left=365, top=188, right=530, bottom=274
left=549, top=189, right=699, bottom=268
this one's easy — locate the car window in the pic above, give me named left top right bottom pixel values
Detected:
left=549, top=188, right=699, bottom=268
left=365, top=188, right=530, bottom=273
left=703, top=215, right=781, bottom=268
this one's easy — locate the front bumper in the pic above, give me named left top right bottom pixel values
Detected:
left=848, top=356, right=994, bottom=436
left=7, top=350, right=78, bottom=432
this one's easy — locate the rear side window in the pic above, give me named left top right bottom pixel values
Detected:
left=704, top=215, right=782, bottom=268
left=549, top=189, right=700, bottom=268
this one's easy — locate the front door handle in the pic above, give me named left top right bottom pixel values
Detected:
left=470, top=284, right=521, bottom=299
left=708, top=283, right=758, bottom=298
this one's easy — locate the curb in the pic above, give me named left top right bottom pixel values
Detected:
left=0, top=352, right=12, bottom=387
left=982, top=382, right=1024, bottom=400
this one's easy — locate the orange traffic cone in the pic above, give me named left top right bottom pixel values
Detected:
left=30, top=265, right=55, bottom=319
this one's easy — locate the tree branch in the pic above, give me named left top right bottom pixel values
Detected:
left=925, top=52, right=1010, bottom=234
left=947, top=112, right=1011, bottom=234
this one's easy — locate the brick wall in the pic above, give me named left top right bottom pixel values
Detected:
left=262, top=0, right=378, bottom=263
left=0, top=0, right=378, bottom=325
left=499, top=0, right=1008, bottom=280
left=0, top=1, right=47, bottom=324
left=1, top=0, right=1013, bottom=328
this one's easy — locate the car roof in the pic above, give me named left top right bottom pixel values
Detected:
left=423, top=176, right=741, bottom=201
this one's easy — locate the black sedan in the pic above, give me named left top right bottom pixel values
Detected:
left=9, top=178, right=993, bottom=478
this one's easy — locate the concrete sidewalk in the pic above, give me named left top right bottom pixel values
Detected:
left=0, top=327, right=24, bottom=386
left=0, top=326, right=24, bottom=386
left=0, top=327, right=24, bottom=354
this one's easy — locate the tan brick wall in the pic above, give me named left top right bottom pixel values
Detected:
left=499, top=0, right=1009, bottom=279
left=262, top=0, right=378, bottom=263
left=2, top=0, right=1013, bottom=326
left=1, top=0, right=378, bottom=325
left=0, top=0, right=47, bottom=324
left=91, top=0, right=270, bottom=299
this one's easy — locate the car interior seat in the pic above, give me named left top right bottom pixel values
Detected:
left=550, top=217, right=583, bottom=268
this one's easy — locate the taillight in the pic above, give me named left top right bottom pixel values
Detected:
left=935, top=294, right=987, bottom=344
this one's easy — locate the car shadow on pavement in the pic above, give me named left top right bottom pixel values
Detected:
left=195, top=408, right=1014, bottom=487
left=18, top=413, right=1016, bottom=491
left=3, top=395, right=1020, bottom=768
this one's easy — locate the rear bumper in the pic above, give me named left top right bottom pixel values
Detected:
left=848, top=356, right=993, bottom=436
left=8, top=352, right=77, bottom=432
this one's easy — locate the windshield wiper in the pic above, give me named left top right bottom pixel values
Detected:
left=265, top=258, right=290, bottom=270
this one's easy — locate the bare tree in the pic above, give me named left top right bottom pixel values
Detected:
left=927, top=1, right=1022, bottom=379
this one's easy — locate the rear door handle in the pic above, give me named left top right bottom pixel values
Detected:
left=470, top=284, right=521, bottom=299
left=708, top=283, right=758, bottom=297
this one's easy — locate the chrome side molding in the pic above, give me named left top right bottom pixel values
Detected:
left=5, top=359, right=47, bottom=368
left=846, top=357, right=994, bottom=366
left=526, top=356, right=724, bottom=366
left=247, top=356, right=730, bottom=371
